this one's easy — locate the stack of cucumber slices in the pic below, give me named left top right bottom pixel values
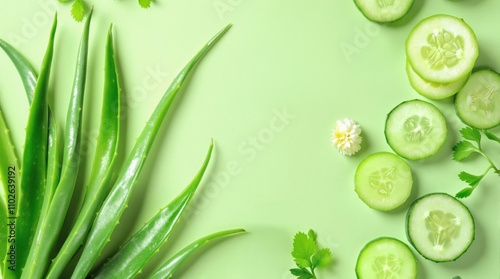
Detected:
left=406, top=14, right=479, bottom=100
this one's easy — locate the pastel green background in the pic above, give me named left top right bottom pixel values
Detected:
left=0, top=0, right=499, bottom=278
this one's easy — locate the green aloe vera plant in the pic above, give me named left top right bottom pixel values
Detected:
left=0, top=11, right=244, bottom=279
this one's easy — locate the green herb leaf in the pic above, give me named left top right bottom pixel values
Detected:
left=290, top=268, right=314, bottom=279
left=71, top=0, right=85, bottom=22
left=460, top=126, right=481, bottom=144
left=452, top=141, right=479, bottom=161
left=456, top=187, right=474, bottom=199
left=483, top=130, right=500, bottom=144
left=458, top=171, right=483, bottom=187
left=139, top=0, right=152, bottom=8
left=312, top=248, right=332, bottom=268
left=292, top=232, right=316, bottom=268
left=290, top=268, right=308, bottom=276
left=290, top=229, right=332, bottom=279
left=308, top=229, right=317, bottom=241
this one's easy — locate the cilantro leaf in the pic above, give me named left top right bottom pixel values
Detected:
left=460, top=127, right=481, bottom=144
left=312, top=248, right=332, bottom=268
left=483, top=130, right=500, bottom=144
left=452, top=141, right=479, bottom=161
left=308, top=229, right=317, bottom=241
left=290, top=267, right=314, bottom=278
left=453, top=127, right=500, bottom=198
left=458, top=171, right=483, bottom=187
left=139, top=0, right=152, bottom=8
left=290, top=229, right=332, bottom=279
left=292, top=232, right=316, bottom=268
left=456, top=187, right=475, bottom=199
left=71, top=0, right=85, bottom=22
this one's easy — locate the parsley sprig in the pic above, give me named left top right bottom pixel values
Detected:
left=57, top=0, right=152, bottom=22
left=453, top=126, right=500, bottom=198
left=290, top=229, right=332, bottom=279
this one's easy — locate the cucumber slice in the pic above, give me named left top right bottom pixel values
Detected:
left=406, top=193, right=475, bottom=262
left=385, top=99, right=447, bottom=160
left=354, top=0, right=414, bottom=23
left=406, top=60, right=469, bottom=100
left=406, top=14, right=478, bottom=83
left=356, top=237, right=417, bottom=279
left=455, top=69, right=500, bottom=129
left=355, top=152, right=413, bottom=211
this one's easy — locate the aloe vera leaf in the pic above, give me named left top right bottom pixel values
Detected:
left=71, top=24, right=232, bottom=279
left=42, top=118, right=60, bottom=211
left=46, top=23, right=120, bottom=279
left=93, top=141, right=213, bottom=278
left=149, top=228, right=245, bottom=279
left=0, top=34, right=61, bottom=203
left=0, top=32, right=61, bottom=277
left=0, top=108, right=18, bottom=277
left=26, top=78, right=60, bottom=279
left=20, top=11, right=92, bottom=279
left=15, top=14, right=57, bottom=276
left=0, top=39, right=37, bottom=102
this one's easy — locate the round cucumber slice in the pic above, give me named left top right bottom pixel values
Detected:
left=406, top=193, right=475, bottom=262
left=354, top=0, right=414, bottom=23
left=356, top=237, right=417, bottom=279
left=385, top=99, right=447, bottom=160
left=406, top=14, right=478, bottom=83
left=355, top=152, right=413, bottom=211
left=406, top=60, right=469, bottom=100
left=455, top=69, right=500, bottom=129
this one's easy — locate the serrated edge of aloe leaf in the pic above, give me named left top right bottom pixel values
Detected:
left=71, top=24, right=232, bottom=279
left=15, top=14, right=57, bottom=276
left=150, top=229, right=246, bottom=279
left=93, top=140, right=214, bottom=278
left=0, top=109, right=18, bottom=207
left=46, top=22, right=120, bottom=279
left=0, top=108, right=18, bottom=277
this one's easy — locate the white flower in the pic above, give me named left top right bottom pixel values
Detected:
left=331, top=118, right=362, bottom=156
